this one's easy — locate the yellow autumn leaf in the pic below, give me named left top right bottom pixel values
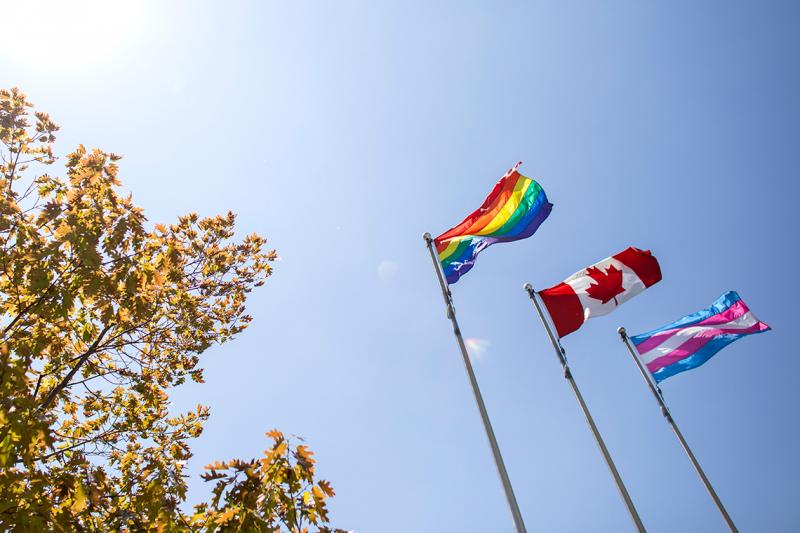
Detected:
left=71, top=482, right=87, bottom=513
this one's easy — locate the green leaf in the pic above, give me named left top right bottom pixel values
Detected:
left=29, top=268, right=48, bottom=291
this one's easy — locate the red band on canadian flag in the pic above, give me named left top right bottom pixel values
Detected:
left=538, top=247, right=662, bottom=338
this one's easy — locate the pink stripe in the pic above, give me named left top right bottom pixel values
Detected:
left=635, top=300, right=750, bottom=355
left=646, top=322, right=769, bottom=373
left=696, top=300, right=751, bottom=326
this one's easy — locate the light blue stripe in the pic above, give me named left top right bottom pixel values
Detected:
left=651, top=331, right=754, bottom=382
left=630, top=291, right=742, bottom=346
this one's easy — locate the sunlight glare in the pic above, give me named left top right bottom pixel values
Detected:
left=2, top=1, right=145, bottom=70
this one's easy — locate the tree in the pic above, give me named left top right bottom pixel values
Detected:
left=0, top=88, right=343, bottom=532
left=192, top=430, right=341, bottom=532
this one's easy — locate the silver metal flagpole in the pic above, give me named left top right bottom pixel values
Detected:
left=523, top=284, right=646, bottom=532
left=617, top=327, right=739, bottom=533
left=423, top=233, right=528, bottom=533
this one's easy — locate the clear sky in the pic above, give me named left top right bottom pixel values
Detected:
left=3, top=1, right=798, bottom=531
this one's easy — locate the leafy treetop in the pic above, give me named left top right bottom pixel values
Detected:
left=0, top=87, right=344, bottom=532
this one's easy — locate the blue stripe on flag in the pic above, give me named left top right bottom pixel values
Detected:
left=630, top=291, right=742, bottom=346
left=651, top=332, right=749, bottom=382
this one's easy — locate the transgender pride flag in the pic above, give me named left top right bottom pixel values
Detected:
left=630, top=291, right=770, bottom=383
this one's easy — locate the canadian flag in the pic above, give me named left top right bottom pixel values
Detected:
left=539, top=247, right=662, bottom=338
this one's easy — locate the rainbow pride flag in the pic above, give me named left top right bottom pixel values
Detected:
left=435, top=163, right=552, bottom=284
left=630, top=291, right=771, bottom=382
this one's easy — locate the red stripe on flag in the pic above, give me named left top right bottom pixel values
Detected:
left=435, top=170, right=520, bottom=242
left=613, top=247, right=662, bottom=288
left=538, top=282, right=584, bottom=338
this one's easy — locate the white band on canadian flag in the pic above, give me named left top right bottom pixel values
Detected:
left=538, top=247, right=662, bottom=338
left=565, top=258, right=649, bottom=321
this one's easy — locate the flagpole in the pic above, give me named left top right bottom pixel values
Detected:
left=523, top=284, right=646, bottom=532
left=423, top=233, right=528, bottom=533
left=617, top=327, right=739, bottom=533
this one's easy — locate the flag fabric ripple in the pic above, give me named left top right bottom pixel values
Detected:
left=434, top=163, right=553, bottom=285
left=630, top=291, right=771, bottom=383
left=538, top=247, right=662, bottom=338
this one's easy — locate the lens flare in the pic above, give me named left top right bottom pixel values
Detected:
left=377, top=260, right=398, bottom=281
left=464, top=337, right=490, bottom=360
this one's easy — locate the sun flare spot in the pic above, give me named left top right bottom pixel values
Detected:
left=464, top=337, right=490, bottom=360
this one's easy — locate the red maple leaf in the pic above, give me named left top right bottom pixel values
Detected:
left=585, top=264, right=625, bottom=305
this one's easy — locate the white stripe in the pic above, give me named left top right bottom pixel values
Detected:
left=638, top=311, right=760, bottom=364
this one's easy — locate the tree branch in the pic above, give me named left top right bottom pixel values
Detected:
left=38, top=324, right=112, bottom=411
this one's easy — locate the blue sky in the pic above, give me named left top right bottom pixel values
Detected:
left=4, top=1, right=798, bottom=531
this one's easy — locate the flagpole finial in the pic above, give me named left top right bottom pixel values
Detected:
left=423, top=232, right=432, bottom=243
left=523, top=282, right=533, bottom=293
left=617, top=326, right=627, bottom=337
